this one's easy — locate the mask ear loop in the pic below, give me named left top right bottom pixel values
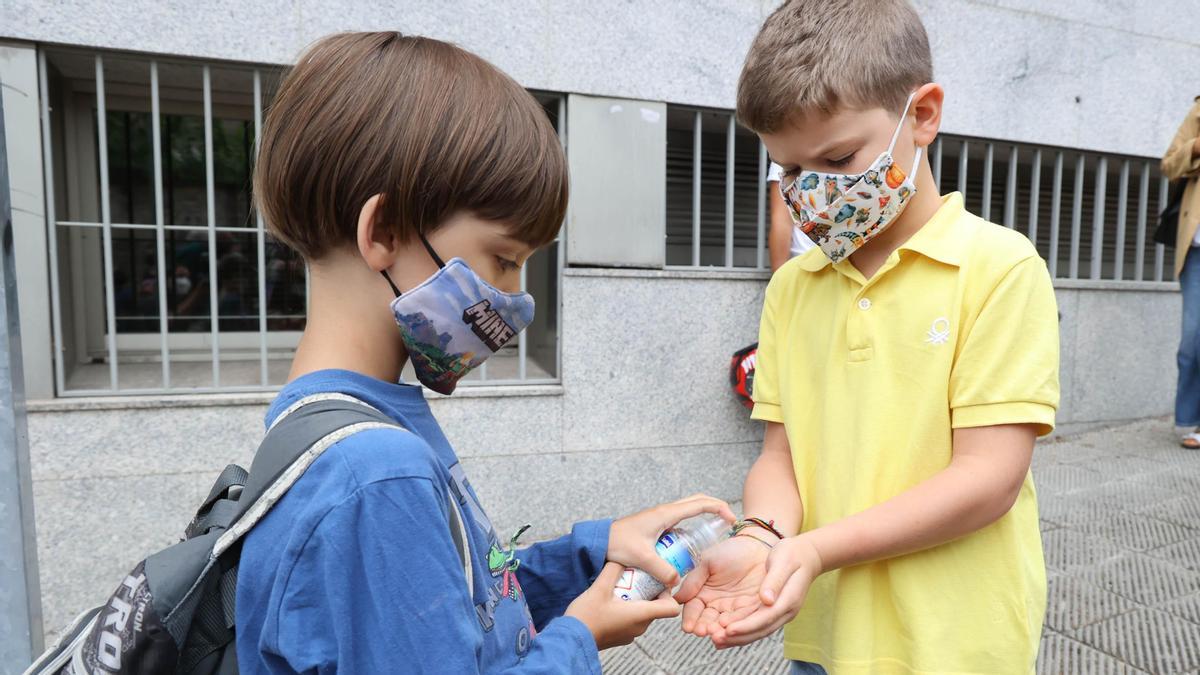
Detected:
left=886, top=91, right=919, bottom=157
left=379, top=230, right=448, bottom=298
left=381, top=270, right=402, bottom=298
left=418, top=232, right=447, bottom=268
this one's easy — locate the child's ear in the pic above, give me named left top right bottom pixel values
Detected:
left=356, top=194, right=400, bottom=272
left=911, top=83, right=944, bottom=147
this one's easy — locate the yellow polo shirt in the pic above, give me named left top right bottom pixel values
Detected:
left=752, top=193, right=1058, bottom=674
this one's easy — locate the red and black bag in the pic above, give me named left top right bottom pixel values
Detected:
left=729, top=343, right=758, bottom=410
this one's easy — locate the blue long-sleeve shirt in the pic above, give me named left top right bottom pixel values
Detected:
left=236, top=370, right=609, bottom=673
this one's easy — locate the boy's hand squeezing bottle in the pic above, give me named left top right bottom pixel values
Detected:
left=566, top=494, right=736, bottom=648
left=565, top=562, right=681, bottom=648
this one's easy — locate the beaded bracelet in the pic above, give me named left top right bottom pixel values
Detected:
left=732, top=517, right=785, bottom=541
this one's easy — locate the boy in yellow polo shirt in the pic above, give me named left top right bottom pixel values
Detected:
left=675, top=1, right=1059, bottom=673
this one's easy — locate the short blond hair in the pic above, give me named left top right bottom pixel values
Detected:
left=737, top=0, right=933, bottom=133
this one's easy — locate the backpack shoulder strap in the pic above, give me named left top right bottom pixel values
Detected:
left=213, top=393, right=398, bottom=557
left=212, top=393, right=472, bottom=580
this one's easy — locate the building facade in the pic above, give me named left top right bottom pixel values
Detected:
left=2, top=0, right=1199, bottom=638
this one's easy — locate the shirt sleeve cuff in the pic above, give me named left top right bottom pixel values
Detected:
left=952, top=401, right=1057, bottom=437
left=573, top=518, right=612, bottom=578
left=751, top=401, right=784, bottom=423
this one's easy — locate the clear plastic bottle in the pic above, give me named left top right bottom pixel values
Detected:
left=612, top=513, right=732, bottom=601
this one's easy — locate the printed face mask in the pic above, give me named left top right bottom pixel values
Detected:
left=779, top=92, right=922, bottom=263
left=383, top=237, right=534, bottom=395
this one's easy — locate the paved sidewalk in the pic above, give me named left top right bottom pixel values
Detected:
left=602, top=419, right=1200, bottom=674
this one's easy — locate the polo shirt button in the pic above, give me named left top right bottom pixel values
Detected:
left=858, top=298, right=872, bottom=311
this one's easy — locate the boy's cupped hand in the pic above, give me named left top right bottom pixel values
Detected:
left=673, top=535, right=769, bottom=646
left=680, top=534, right=823, bottom=648
left=607, top=494, right=736, bottom=588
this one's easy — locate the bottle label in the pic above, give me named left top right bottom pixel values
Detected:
left=613, top=567, right=667, bottom=602
left=655, top=532, right=695, bottom=576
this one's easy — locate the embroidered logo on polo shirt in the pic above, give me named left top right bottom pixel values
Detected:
left=925, top=317, right=951, bottom=345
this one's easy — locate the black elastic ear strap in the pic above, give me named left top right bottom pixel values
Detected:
left=380, top=232, right=445, bottom=297
left=380, top=270, right=402, bottom=297
left=418, top=232, right=446, bottom=268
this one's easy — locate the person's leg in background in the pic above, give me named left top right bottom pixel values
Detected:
left=1176, top=247, right=1200, bottom=447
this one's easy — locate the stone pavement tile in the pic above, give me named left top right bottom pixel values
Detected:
left=1038, top=491, right=1124, bottom=528
left=1151, top=538, right=1200, bottom=573
left=1037, top=630, right=1149, bottom=674
left=686, top=642, right=791, bottom=675
left=627, top=616, right=787, bottom=674
left=1127, top=469, right=1200, bottom=493
left=1132, top=445, right=1200, bottom=469
left=1036, top=436, right=1114, bottom=465
left=1042, top=527, right=1125, bottom=574
left=1045, top=574, right=1135, bottom=634
left=1034, top=464, right=1111, bottom=497
left=1159, top=593, right=1200, bottom=626
left=1079, top=512, right=1199, bottom=553
left=1081, top=553, right=1200, bottom=606
left=1079, top=480, right=1181, bottom=511
left=1072, top=608, right=1200, bottom=674
left=1138, top=496, right=1200, bottom=531
left=1086, top=455, right=1171, bottom=481
left=600, top=643, right=668, bottom=675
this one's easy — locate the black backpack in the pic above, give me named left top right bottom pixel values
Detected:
left=24, top=394, right=471, bottom=675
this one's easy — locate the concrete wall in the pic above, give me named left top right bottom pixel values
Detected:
left=4, top=0, right=1198, bottom=158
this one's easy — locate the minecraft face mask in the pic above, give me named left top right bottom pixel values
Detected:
left=382, top=237, right=535, bottom=395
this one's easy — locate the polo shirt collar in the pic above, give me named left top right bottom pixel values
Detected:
left=897, top=192, right=967, bottom=267
left=794, top=192, right=968, bottom=273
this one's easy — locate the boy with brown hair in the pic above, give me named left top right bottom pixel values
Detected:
left=675, top=2, right=1060, bottom=673
left=238, top=32, right=733, bottom=673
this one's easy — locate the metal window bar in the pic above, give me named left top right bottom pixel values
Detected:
left=1069, top=154, right=1084, bottom=279
left=95, top=55, right=119, bottom=390
left=692, top=111, right=702, bottom=267
left=150, top=61, right=170, bottom=388
left=957, top=140, right=969, bottom=198
left=1114, top=160, right=1128, bottom=281
left=1049, top=152, right=1063, bottom=279
left=1003, top=145, right=1018, bottom=229
left=1135, top=161, right=1149, bottom=282
left=254, top=69, right=268, bottom=386
left=981, top=143, right=993, bottom=222
left=756, top=142, right=766, bottom=270
left=1028, top=149, right=1041, bottom=243
left=1090, top=156, right=1107, bottom=280
left=203, top=65, right=220, bottom=386
left=1157, top=177, right=1168, bottom=281
left=38, top=51, right=67, bottom=396
left=725, top=114, right=735, bottom=268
